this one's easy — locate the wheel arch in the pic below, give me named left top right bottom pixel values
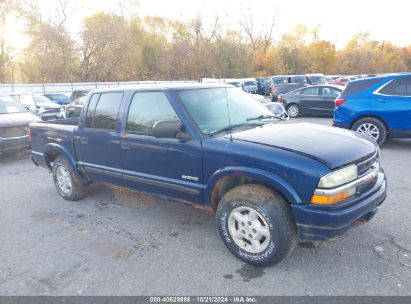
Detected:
left=205, top=167, right=302, bottom=210
left=43, top=143, right=79, bottom=175
left=350, top=114, right=390, bottom=135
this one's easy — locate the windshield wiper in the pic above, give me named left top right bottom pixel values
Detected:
left=211, top=122, right=263, bottom=136
left=246, top=114, right=279, bottom=122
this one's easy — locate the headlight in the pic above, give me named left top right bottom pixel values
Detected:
left=318, top=165, right=358, bottom=189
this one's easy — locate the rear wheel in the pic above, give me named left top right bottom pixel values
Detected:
left=352, top=117, right=387, bottom=145
left=52, top=156, right=88, bottom=201
left=216, top=184, right=297, bottom=266
left=287, top=104, right=300, bottom=118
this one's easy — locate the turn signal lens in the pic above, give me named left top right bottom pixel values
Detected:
left=310, top=188, right=356, bottom=205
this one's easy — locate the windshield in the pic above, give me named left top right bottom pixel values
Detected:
left=291, top=76, right=308, bottom=84
left=34, top=95, right=53, bottom=104
left=244, top=81, right=257, bottom=87
left=272, top=77, right=287, bottom=84
left=308, top=76, right=326, bottom=84
left=227, top=82, right=241, bottom=87
left=0, top=96, right=28, bottom=114
left=46, top=94, right=69, bottom=101
left=174, top=88, right=276, bottom=135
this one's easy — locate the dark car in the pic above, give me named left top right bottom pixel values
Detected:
left=256, top=77, right=271, bottom=96
left=70, top=90, right=89, bottom=102
left=30, top=83, right=386, bottom=266
left=44, top=93, right=70, bottom=105
left=279, top=85, right=344, bottom=118
left=0, top=95, right=40, bottom=154
left=65, top=96, right=86, bottom=118
left=334, top=73, right=411, bottom=145
left=11, top=93, right=62, bottom=120
left=271, top=83, right=307, bottom=101
left=287, top=75, right=309, bottom=85
left=241, top=79, right=258, bottom=93
left=270, top=76, right=288, bottom=85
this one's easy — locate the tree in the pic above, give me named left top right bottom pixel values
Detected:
left=0, top=0, right=17, bottom=83
left=80, top=13, right=141, bottom=81
left=19, top=0, right=78, bottom=82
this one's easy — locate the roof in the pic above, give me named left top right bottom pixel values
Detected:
left=350, top=72, right=411, bottom=84
left=91, top=82, right=231, bottom=94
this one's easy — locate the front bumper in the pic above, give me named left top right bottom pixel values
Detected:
left=0, top=136, right=30, bottom=154
left=291, top=171, right=387, bottom=241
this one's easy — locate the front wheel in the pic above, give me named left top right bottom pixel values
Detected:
left=52, top=156, right=88, bottom=201
left=216, top=184, right=297, bottom=266
left=352, top=117, right=387, bottom=145
left=287, top=104, right=300, bottom=118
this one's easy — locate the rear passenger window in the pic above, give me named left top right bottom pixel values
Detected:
left=342, top=78, right=381, bottom=95
left=322, top=87, right=340, bottom=96
left=126, top=92, right=178, bottom=135
left=379, top=78, right=411, bottom=96
left=87, top=92, right=123, bottom=130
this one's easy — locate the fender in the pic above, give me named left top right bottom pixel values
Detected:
left=43, top=143, right=80, bottom=176
left=204, top=166, right=302, bottom=205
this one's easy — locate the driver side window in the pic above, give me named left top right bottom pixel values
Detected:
left=126, top=92, right=179, bottom=135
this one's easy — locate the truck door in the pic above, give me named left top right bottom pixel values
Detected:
left=120, top=91, right=203, bottom=204
left=77, top=92, right=124, bottom=185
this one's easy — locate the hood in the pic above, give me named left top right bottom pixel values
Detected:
left=37, top=101, right=61, bottom=109
left=226, top=122, right=376, bottom=169
left=0, top=112, right=41, bottom=128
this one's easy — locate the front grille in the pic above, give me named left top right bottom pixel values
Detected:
left=0, top=125, right=28, bottom=138
left=357, top=152, right=378, bottom=176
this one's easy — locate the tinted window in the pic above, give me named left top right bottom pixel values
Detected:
left=322, top=87, right=341, bottom=97
left=379, top=78, right=411, bottom=96
left=271, top=76, right=287, bottom=84
left=290, top=76, right=308, bottom=84
left=86, top=93, right=123, bottom=130
left=127, top=92, right=178, bottom=135
left=342, top=78, right=381, bottom=95
left=86, top=94, right=100, bottom=128
left=302, top=87, right=320, bottom=95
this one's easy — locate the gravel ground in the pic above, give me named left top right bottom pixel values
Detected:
left=0, top=117, right=410, bottom=295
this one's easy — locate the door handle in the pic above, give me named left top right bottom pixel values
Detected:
left=377, top=99, right=387, bottom=103
left=121, top=142, right=130, bottom=150
left=80, top=137, right=88, bottom=144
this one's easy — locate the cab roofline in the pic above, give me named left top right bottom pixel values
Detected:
left=90, top=82, right=233, bottom=94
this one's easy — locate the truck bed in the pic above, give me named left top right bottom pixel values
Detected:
left=29, top=118, right=80, bottom=165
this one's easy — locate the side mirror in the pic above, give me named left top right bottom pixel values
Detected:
left=153, top=119, right=184, bottom=139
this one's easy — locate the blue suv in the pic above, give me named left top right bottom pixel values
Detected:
left=333, top=73, right=411, bottom=145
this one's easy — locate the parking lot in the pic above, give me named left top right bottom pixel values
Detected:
left=0, top=117, right=410, bottom=296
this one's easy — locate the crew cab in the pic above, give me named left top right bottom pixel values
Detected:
left=30, top=83, right=387, bottom=266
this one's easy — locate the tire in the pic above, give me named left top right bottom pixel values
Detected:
left=216, top=184, right=297, bottom=266
left=52, top=156, right=88, bottom=201
left=287, top=104, right=300, bottom=118
left=352, top=117, right=387, bottom=145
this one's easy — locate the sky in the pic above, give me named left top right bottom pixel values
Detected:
left=4, top=0, right=411, bottom=54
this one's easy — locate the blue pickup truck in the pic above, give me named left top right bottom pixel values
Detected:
left=30, top=83, right=387, bottom=266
